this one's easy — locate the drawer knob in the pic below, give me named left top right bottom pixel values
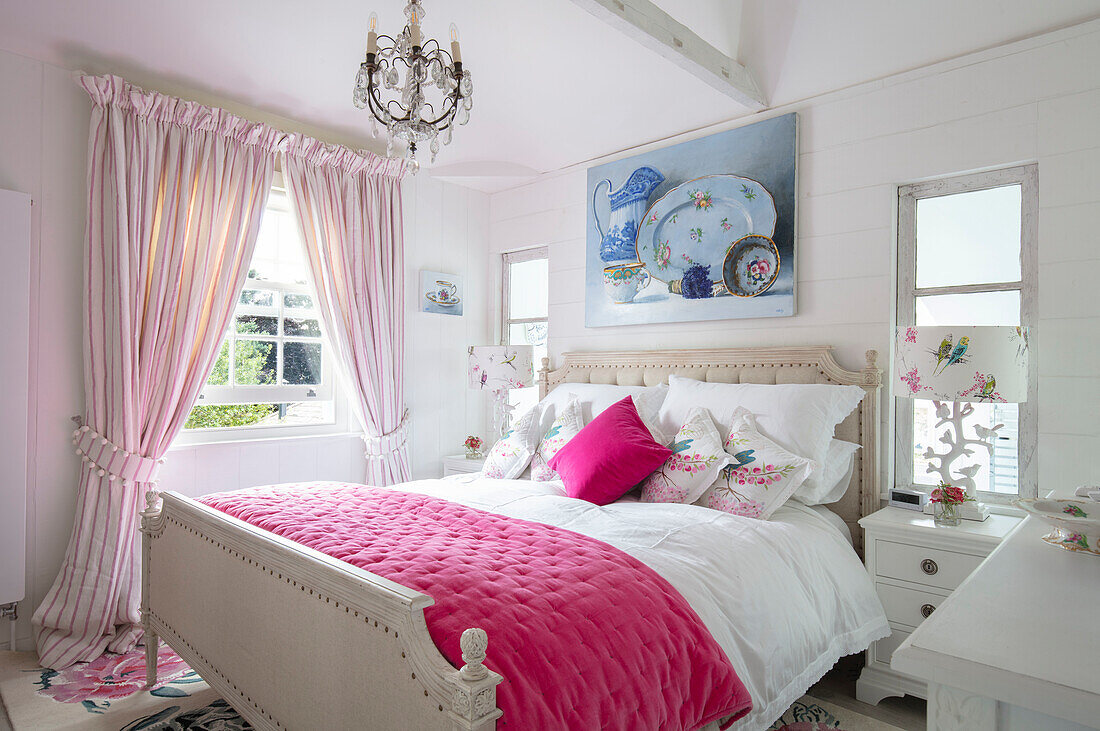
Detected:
left=920, top=603, right=936, bottom=618
left=920, top=558, right=939, bottom=575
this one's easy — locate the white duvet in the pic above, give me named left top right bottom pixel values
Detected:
left=394, top=475, right=889, bottom=731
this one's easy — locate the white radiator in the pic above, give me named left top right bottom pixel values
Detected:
left=0, top=189, right=31, bottom=609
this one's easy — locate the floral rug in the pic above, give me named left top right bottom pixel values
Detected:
left=0, top=648, right=238, bottom=730
left=1, top=648, right=902, bottom=730
left=768, top=695, right=905, bottom=731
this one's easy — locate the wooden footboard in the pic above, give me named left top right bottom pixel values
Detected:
left=139, top=491, right=502, bottom=731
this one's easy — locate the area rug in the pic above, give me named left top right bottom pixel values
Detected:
left=1, top=648, right=903, bottom=730
left=0, top=648, right=232, bottom=730
left=768, top=695, right=905, bottom=731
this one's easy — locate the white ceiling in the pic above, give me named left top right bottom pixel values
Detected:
left=1, top=0, right=1099, bottom=190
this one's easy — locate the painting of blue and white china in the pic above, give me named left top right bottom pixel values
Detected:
left=420, top=269, right=463, bottom=315
left=585, top=113, right=797, bottom=327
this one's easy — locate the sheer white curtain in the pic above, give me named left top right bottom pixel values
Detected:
left=33, top=74, right=277, bottom=669
left=282, top=140, right=411, bottom=485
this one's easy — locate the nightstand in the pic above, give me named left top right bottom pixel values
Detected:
left=855, top=506, right=1023, bottom=706
left=442, top=454, right=485, bottom=477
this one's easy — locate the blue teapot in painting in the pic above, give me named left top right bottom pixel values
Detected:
left=593, top=166, right=665, bottom=264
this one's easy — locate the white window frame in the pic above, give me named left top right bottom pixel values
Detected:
left=196, top=278, right=332, bottom=406
left=895, top=164, right=1038, bottom=502
left=501, top=246, right=549, bottom=351
left=175, top=177, right=352, bottom=446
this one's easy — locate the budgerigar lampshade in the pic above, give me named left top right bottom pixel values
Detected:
left=468, top=345, right=534, bottom=392
left=894, top=326, right=1029, bottom=403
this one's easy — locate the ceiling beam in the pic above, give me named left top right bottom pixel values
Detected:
left=569, top=0, right=766, bottom=110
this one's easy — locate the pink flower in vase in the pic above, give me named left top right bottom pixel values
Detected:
left=905, top=327, right=918, bottom=343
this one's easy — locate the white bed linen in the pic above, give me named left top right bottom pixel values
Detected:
left=392, top=475, right=889, bottom=730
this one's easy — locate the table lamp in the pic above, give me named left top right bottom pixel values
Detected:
left=894, top=325, right=1029, bottom=521
left=468, top=345, right=534, bottom=439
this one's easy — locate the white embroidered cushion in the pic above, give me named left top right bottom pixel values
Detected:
left=531, top=398, right=584, bottom=481
left=481, top=406, right=541, bottom=479
left=696, top=407, right=816, bottom=520
left=640, top=407, right=729, bottom=504
left=657, top=376, right=863, bottom=498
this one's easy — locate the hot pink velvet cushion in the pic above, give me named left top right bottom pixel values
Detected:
left=548, top=396, right=673, bottom=505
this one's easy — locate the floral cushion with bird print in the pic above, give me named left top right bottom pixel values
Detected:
left=695, top=406, right=817, bottom=520
left=640, top=407, right=730, bottom=504
left=481, top=406, right=541, bottom=479
left=531, top=397, right=584, bottom=481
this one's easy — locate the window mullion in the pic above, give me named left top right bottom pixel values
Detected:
left=913, top=281, right=1023, bottom=298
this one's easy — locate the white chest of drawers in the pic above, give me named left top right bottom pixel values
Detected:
left=855, top=507, right=1022, bottom=706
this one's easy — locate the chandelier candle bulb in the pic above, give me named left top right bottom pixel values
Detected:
left=409, top=13, right=422, bottom=48
left=450, top=23, right=462, bottom=63
left=367, top=12, right=378, bottom=56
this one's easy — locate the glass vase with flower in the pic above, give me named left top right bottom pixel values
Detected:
left=463, top=435, right=484, bottom=459
left=929, top=482, right=974, bottom=526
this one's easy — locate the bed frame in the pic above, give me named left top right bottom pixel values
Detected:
left=141, top=346, right=881, bottom=730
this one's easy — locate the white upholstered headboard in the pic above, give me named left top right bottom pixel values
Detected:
left=538, top=346, right=882, bottom=552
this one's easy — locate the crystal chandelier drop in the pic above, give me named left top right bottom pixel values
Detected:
left=352, top=1, right=473, bottom=173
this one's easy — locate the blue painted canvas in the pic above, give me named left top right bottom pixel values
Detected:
left=420, top=269, right=463, bottom=315
left=585, top=113, right=797, bottom=327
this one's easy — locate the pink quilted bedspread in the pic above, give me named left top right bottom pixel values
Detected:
left=200, top=482, right=751, bottom=730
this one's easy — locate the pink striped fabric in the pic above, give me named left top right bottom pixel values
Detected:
left=32, top=74, right=276, bottom=669
left=283, top=139, right=411, bottom=485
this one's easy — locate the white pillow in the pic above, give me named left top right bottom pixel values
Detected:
left=640, top=407, right=730, bottom=504
left=793, top=439, right=860, bottom=505
left=481, top=406, right=541, bottom=479
left=531, top=398, right=584, bottom=481
left=537, top=383, right=668, bottom=443
left=657, top=376, right=863, bottom=495
left=696, top=407, right=816, bottom=519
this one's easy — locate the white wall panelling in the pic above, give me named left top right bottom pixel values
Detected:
left=402, top=172, right=491, bottom=480
left=488, top=20, right=1100, bottom=498
left=0, top=48, right=490, bottom=652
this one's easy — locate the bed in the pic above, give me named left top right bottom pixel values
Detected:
left=140, top=346, right=886, bottom=730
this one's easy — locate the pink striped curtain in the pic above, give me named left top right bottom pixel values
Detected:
left=282, top=140, right=411, bottom=485
left=32, top=75, right=277, bottom=669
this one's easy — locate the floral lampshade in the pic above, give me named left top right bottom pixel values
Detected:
left=894, top=326, right=1029, bottom=403
left=467, top=345, right=534, bottom=392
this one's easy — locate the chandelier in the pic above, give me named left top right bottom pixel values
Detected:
left=352, top=1, right=473, bottom=172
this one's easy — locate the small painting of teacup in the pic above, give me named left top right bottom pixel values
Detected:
left=603, top=263, right=651, bottom=304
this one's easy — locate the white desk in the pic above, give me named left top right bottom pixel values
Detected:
left=892, top=516, right=1100, bottom=730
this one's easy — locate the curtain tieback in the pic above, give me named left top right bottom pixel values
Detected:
left=71, top=424, right=164, bottom=484
left=362, top=410, right=409, bottom=461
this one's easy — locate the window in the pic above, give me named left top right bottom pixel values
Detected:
left=896, top=165, right=1037, bottom=500
left=182, top=178, right=341, bottom=437
left=502, top=248, right=549, bottom=415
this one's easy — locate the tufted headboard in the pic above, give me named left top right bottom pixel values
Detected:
left=538, top=346, right=882, bottom=553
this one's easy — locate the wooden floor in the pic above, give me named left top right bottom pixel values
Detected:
left=810, top=654, right=927, bottom=731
